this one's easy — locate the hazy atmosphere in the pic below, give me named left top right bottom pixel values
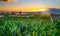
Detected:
left=0, top=0, right=60, bottom=36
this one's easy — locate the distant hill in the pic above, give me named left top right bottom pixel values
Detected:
left=49, top=8, right=60, bottom=14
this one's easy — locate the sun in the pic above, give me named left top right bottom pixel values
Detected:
left=37, top=8, right=49, bottom=12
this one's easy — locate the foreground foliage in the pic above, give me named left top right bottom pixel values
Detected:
left=0, top=17, right=59, bottom=36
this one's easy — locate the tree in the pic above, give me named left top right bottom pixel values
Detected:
left=11, top=12, right=16, bottom=15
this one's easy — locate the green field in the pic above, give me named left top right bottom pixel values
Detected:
left=0, top=17, right=59, bottom=36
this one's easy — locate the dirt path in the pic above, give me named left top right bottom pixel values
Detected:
left=51, top=15, right=60, bottom=20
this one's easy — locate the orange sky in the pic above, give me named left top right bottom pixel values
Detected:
left=0, top=5, right=50, bottom=12
left=0, top=0, right=17, bottom=2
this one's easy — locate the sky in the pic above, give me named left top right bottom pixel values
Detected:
left=0, top=0, right=60, bottom=12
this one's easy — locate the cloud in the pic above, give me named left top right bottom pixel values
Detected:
left=0, top=0, right=17, bottom=2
